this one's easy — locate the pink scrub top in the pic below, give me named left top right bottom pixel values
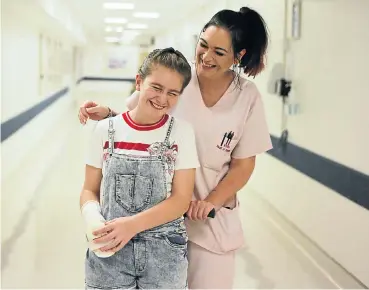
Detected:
left=172, top=66, right=273, bottom=254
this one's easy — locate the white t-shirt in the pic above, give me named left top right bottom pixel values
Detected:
left=86, top=111, right=200, bottom=193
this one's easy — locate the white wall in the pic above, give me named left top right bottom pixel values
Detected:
left=1, top=0, right=79, bottom=182
left=248, top=0, right=369, bottom=285
left=1, top=0, right=87, bottom=248
left=1, top=7, right=41, bottom=122
left=82, top=44, right=139, bottom=79
left=77, top=43, right=139, bottom=97
left=283, top=0, right=369, bottom=174
left=154, top=0, right=369, bottom=285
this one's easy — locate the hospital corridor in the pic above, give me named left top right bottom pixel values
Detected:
left=1, top=0, right=369, bottom=289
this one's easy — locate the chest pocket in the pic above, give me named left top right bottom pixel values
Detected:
left=199, top=128, right=240, bottom=172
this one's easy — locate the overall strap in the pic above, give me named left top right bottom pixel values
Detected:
left=108, top=117, right=115, bottom=155
left=163, top=117, right=175, bottom=145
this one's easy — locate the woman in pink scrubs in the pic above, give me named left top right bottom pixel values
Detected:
left=78, top=6, right=272, bottom=289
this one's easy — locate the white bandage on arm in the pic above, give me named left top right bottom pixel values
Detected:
left=81, top=200, right=115, bottom=258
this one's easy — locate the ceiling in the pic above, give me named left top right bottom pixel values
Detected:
left=64, top=0, right=209, bottom=45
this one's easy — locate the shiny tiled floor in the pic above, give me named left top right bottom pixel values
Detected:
left=1, top=87, right=353, bottom=289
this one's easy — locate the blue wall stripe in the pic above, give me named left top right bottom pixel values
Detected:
left=77, top=77, right=135, bottom=84
left=1, top=87, right=69, bottom=142
left=268, top=135, right=369, bottom=211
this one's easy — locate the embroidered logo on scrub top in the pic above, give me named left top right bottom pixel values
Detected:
left=217, top=131, right=235, bottom=152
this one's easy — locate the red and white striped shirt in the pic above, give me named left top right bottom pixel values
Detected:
left=85, top=111, right=199, bottom=193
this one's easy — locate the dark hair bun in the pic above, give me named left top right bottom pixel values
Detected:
left=239, top=7, right=250, bottom=15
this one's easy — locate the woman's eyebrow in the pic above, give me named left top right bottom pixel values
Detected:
left=200, top=38, right=228, bottom=53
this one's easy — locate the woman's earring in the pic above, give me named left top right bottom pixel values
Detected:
left=235, top=57, right=241, bottom=66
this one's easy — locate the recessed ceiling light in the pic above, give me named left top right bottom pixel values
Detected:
left=103, top=2, right=134, bottom=10
left=127, top=23, right=148, bottom=29
left=116, top=27, right=123, bottom=33
left=105, top=26, right=113, bottom=32
left=104, top=18, right=127, bottom=24
left=133, top=12, right=160, bottom=19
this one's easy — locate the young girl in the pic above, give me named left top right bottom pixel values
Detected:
left=80, top=48, right=199, bottom=289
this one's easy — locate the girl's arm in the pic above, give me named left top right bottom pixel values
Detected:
left=80, top=165, right=102, bottom=208
left=80, top=121, right=106, bottom=236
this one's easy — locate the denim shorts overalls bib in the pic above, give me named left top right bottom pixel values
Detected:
left=85, top=116, right=188, bottom=289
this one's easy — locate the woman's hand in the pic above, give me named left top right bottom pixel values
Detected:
left=185, top=200, right=215, bottom=221
left=78, top=100, right=110, bottom=124
left=92, top=217, right=138, bottom=253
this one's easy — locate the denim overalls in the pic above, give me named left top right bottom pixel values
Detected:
left=85, top=116, right=188, bottom=289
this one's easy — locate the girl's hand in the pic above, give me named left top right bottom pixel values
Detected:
left=92, top=217, right=138, bottom=253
